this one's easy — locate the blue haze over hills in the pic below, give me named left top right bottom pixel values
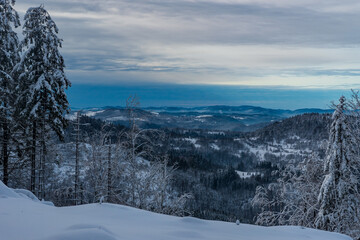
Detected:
left=67, top=84, right=351, bottom=110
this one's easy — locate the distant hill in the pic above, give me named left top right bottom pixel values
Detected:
left=67, top=105, right=333, bottom=132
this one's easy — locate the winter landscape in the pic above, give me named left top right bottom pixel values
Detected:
left=2, top=0, right=360, bottom=240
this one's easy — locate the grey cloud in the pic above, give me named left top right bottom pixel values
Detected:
left=283, top=68, right=360, bottom=77
left=19, top=0, right=360, bottom=45
left=12, top=0, right=360, bottom=86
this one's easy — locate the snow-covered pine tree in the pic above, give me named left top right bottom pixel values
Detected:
left=14, top=5, right=71, bottom=197
left=315, top=96, right=360, bottom=238
left=0, top=0, right=20, bottom=186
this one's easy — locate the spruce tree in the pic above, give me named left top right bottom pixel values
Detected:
left=315, top=96, right=360, bottom=238
left=15, top=5, right=71, bottom=197
left=0, top=0, right=20, bottom=186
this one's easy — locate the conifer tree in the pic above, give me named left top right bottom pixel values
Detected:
left=315, top=96, right=360, bottom=238
left=0, top=0, right=20, bottom=186
left=15, top=5, right=71, bottom=197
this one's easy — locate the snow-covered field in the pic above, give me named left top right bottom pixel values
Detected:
left=0, top=181, right=350, bottom=240
left=236, top=171, right=262, bottom=179
left=183, top=138, right=201, bottom=148
left=234, top=138, right=312, bottom=162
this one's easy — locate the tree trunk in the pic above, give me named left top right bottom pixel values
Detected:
left=107, top=144, right=111, bottom=202
left=30, top=121, right=36, bottom=194
left=38, top=119, right=46, bottom=200
left=2, top=120, right=9, bottom=186
left=74, top=112, right=80, bottom=205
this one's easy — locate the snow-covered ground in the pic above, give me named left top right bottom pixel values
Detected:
left=207, top=131, right=225, bottom=135
left=84, top=110, right=105, bottom=117
left=183, top=138, right=201, bottom=148
left=210, top=143, right=220, bottom=151
left=0, top=181, right=350, bottom=240
left=236, top=171, right=262, bottom=179
left=234, top=138, right=312, bottom=162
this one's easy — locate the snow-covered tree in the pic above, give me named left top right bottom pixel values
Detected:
left=252, top=153, right=323, bottom=228
left=291, top=154, right=322, bottom=227
left=0, top=0, right=20, bottom=186
left=315, top=96, right=360, bottom=238
left=252, top=182, right=285, bottom=226
left=119, top=96, right=157, bottom=208
left=85, top=124, right=113, bottom=203
left=153, top=155, right=174, bottom=213
left=14, top=5, right=70, bottom=197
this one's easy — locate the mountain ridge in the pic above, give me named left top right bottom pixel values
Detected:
left=68, top=105, right=333, bottom=132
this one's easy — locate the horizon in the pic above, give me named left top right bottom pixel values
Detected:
left=67, top=83, right=351, bottom=110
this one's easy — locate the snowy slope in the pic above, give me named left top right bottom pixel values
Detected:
left=0, top=182, right=351, bottom=240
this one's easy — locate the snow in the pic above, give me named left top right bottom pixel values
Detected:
left=236, top=171, right=262, bottom=179
left=84, top=110, right=105, bottom=117
left=232, top=116, right=246, bottom=120
left=13, top=189, right=39, bottom=202
left=105, top=116, right=146, bottom=122
left=289, top=135, right=301, bottom=140
left=195, top=115, right=213, bottom=123
left=0, top=182, right=351, bottom=240
left=105, top=116, right=128, bottom=121
left=184, top=138, right=197, bottom=144
left=65, top=113, right=77, bottom=120
left=0, top=181, right=20, bottom=198
left=207, top=131, right=225, bottom=135
left=210, top=143, right=220, bottom=150
left=65, top=110, right=105, bottom=120
left=53, top=164, right=74, bottom=180
left=183, top=138, right=201, bottom=148
left=235, top=139, right=312, bottom=162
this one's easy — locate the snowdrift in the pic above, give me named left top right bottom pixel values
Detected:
left=0, top=181, right=351, bottom=240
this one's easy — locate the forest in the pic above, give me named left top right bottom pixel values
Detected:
left=1, top=1, right=360, bottom=239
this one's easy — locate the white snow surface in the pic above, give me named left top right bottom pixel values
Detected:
left=183, top=138, right=201, bottom=148
left=84, top=110, right=105, bottom=117
left=210, top=143, right=220, bottom=150
left=0, top=181, right=351, bottom=240
left=207, top=131, right=225, bottom=135
left=236, top=171, right=262, bottom=179
left=234, top=139, right=312, bottom=162
left=0, top=181, right=20, bottom=199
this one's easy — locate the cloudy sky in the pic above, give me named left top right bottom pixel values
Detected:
left=13, top=0, right=360, bottom=108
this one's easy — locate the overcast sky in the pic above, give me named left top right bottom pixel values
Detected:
left=13, top=0, right=360, bottom=107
